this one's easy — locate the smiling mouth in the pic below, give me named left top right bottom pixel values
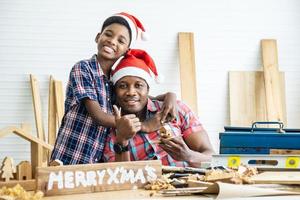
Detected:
left=103, top=46, right=115, bottom=53
left=125, top=100, right=139, bottom=106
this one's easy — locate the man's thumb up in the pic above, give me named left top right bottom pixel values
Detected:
left=113, top=105, right=121, bottom=120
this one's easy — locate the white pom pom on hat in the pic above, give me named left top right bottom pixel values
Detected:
left=141, top=31, right=150, bottom=41
left=114, top=12, right=148, bottom=47
left=111, top=49, right=162, bottom=86
left=155, top=74, right=164, bottom=84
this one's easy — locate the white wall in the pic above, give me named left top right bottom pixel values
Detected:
left=1, top=0, right=300, bottom=164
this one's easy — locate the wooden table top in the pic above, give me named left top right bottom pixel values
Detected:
left=42, top=189, right=213, bottom=200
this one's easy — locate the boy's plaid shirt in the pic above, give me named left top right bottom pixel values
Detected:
left=51, top=55, right=113, bottom=165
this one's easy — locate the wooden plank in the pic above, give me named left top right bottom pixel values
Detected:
left=0, top=126, right=52, bottom=150
left=261, top=39, right=286, bottom=124
left=30, top=74, right=47, bottom=167
left=54, top=80, right=64, bottom=126
left=229, top=71, right=267, bottom=126
left=270, top=149, right=300, bottom=155
left=0, top=126, right=15, bottom=138
left=250, top=171, right=300, bottom=184
left=31, top=143, right=38, bottom=179
left=178, top=32, right=198, bottom=114
left=36, top=160, right=162, bottom=196
left=0, top=179, right=36, bottom=191
left=229, top=71, right=286, bottom=126
left=14, top=127, right=52, bottom=177
left=48, top=76, right=57, bottom=146
left=13, top=128, right=53, bottom=151
left=30, top=74, right=46, bottom=141
left=20, top=123, right=31, bottom=133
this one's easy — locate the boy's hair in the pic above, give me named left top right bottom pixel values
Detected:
left=101, top=16, right=132, bottom=45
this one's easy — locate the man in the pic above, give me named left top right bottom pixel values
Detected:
left=103, top=49, right=214, bottom=167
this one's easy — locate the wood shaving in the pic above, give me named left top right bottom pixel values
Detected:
left=0, top=184, right=43, bottom=200
left=204, top=165, right=258, bottom=184
left=144, top=179, right=175, bottom=191
left=205, top=169, right=236, bottom=182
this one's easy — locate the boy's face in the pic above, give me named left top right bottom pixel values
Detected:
left=115, top=76, right=149, bottom=115
left=96, top=23, right=130, bottom=62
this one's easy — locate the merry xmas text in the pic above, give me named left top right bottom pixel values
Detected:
left=47, top=165, right=157, bottom=190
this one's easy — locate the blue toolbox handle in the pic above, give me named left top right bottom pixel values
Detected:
left=251, top=121, right=285, bottom=133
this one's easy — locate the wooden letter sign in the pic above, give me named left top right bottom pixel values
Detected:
left=36, top=160, right=162, bottom=196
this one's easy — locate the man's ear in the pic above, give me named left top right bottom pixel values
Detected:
left=95, top=33, right=101, bottom=43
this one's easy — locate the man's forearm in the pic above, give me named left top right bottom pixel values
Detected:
left=186, top=150, right=213, bottom=168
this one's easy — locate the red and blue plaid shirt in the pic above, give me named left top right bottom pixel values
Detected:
left=103, top=99, right=204, bottom=167
left=51, top=55, right=113, bottom=165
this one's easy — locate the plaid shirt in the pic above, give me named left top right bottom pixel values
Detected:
left=103, top=99, right=204, bottom=167
left=51, top=54, right=113, bottom=165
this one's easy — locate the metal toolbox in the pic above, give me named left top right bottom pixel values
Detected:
left=219, top=122, right=300, bottom=154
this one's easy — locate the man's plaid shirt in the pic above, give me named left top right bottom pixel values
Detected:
left=103, top=99, right=205, bottom=167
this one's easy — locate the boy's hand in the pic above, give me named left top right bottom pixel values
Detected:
left=161, top=92, right=177, bottom=123
left=141, top=111, right=163, bottom=132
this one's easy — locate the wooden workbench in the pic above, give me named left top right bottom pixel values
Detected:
left=42, top=190, right=300, bottom=200
left=42, top=189, right=212, bottom=200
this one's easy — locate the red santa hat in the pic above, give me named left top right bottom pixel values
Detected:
left=111, top=49, right=162, bottom=85
left=114, top=12, right=149, bottom=47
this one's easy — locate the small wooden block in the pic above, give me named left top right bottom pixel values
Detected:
left=16, top=161, right=32, bottom=180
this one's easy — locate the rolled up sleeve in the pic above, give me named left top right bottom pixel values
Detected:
left=70, top=62, right=97, bottom=103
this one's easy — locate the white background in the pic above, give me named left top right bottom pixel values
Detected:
left=0, top=0, right=300, bottom=164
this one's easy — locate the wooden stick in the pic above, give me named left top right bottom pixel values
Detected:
left=54, top=80, right=64, bottom=126
left=30, top=74, right=48, bottom=168
left=48, top=76, right=57, bottom=146
left=13, top=128, right=53, bottom=151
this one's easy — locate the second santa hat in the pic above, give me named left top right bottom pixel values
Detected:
left=111, top=49, right=161, bottom=85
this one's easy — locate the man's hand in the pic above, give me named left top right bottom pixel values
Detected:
left=161, top=92, right=177, bottom=123
left=113, top=105, right=141, bottom=144
left=159, top=136, right=193, bottom=162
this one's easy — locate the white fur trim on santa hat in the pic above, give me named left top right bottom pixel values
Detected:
left=111, top=56, right=124, bottom=71
left=111, top=67, right=153, bottom=85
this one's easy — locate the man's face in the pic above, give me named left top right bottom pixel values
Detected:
left=115, top=76, right=149, bottom=115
